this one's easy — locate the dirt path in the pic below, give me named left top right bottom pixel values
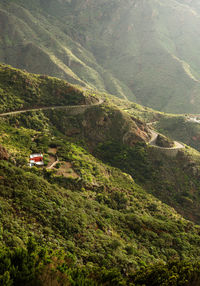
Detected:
left=47, top=157, right=59, bottom=169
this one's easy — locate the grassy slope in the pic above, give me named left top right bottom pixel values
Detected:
left=3, top=63, right=200, bottom=228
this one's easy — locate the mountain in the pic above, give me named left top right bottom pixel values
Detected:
left=1, top=64, right=200, bottom=284
left=1, top=0, right=200, bottom=113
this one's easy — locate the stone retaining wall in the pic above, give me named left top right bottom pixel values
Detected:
left=149, top=145, right=182, bottom=157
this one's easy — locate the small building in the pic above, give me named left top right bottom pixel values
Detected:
left=29, top=153, right=44, bottom=167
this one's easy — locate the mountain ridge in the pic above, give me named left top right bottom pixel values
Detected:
left=2, top=2, right=200, bottom=282
left=2, top=0, right=200, bottom=112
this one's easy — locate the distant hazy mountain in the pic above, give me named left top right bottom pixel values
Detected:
left=1, top=0, right=200, bottom=113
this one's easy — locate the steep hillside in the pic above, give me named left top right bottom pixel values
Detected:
left=155, top=114, right=200, bottom=153
left=0, top=1, right=133, bottom=100
left=1, top=65, right=200, bottom=284
left=0, top=63, right=98, bottom=113
left=2, top=0, right=200, bottom=112
left=98, top=97, right=200, bottom=225
left=64, top=0, right=200, bottom=113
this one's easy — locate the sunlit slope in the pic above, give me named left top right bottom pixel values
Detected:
left=0, top=1, right=137, bottom=101
left=3, top=0, right=200, bottom=112
left=63, top=0, right=200, bottom=113
left=0, top=63, right=91, bottom=113
left=53, top=0, right=200, bottom=113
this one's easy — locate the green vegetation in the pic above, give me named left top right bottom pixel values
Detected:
left=131, top=260, right=200, bottom=286
left=1, top=117, right=200, bottom=270
left=155, top=134, right=174, bottom=148
left=2, top=0, right=200, bottom=112
left=2, top=148, right=200, bottom=284
left=156, top=115, right=200, bottom=152
left=95, top=137, right=200, bottom=225
left=2, top=64, right=200, bottom=284
left=2, top=242, right=200, bottom=285
left=0, top=64, right=88, bottom=113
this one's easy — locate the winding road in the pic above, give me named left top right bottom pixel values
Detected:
left=0, top=98, right=104, bottom=117
left=148, top=130, right=185, bottom=150
left=0, top=98, right=185, bottom=154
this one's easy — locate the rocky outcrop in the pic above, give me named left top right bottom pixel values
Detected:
left=156, top=134, right=174, bottom=148
left=123, top=128, right=148, bottom=146
left=148, top=130, right=185, bottom=157
left=48, top=103, right=151, bottom=149
left=80, top=106, right=150, bottom=148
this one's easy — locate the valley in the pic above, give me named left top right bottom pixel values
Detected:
left=2, top=0, right=200, bottom=113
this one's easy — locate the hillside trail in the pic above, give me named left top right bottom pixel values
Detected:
left=0, top=98, right=104, bottom=117
left=47, top=157, right=59, bottom=169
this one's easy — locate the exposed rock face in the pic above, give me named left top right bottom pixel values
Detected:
left=156, top=134, right=174, bottom=148
left=80, top=107, right=150, bottom=148
left=123, top=128, right=148, bottom=146
left=0, top=145, right=9, bottom=160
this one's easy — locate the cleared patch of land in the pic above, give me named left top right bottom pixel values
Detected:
left=55, top=162, right=79, bottom=178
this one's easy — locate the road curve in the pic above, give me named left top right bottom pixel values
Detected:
left=0, top=98, right=104, bottom=117
left=148, top=130, right=185, bottom=150
left=0, top=100, right=184, bottom=152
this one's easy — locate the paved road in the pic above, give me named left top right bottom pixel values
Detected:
left=0, top=99, right=184, bottom=152
left=0, top=98, right=104, bottom=117
left=148, top=130, right=185, bottom=150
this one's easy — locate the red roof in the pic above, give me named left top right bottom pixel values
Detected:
left=29, top=154, right=43, bottom=162
left=30, top=156, right=43, bottom=162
